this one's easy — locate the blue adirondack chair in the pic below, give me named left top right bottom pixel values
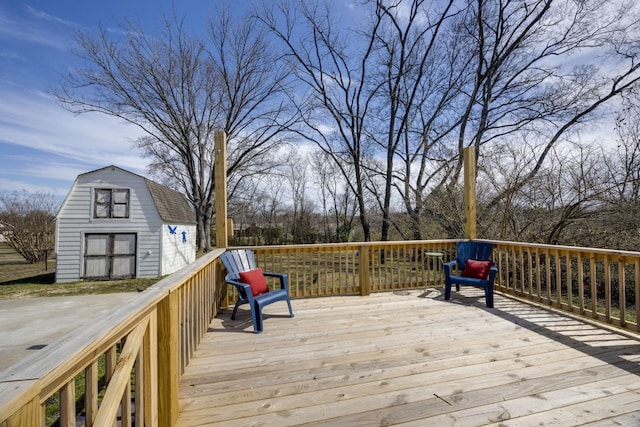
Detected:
left=444, top=241, right=497, bottom=308
left=220, top=249, right=294, bottom=333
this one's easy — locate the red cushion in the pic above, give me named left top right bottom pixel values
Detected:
left=461, top=259, right=493, bottom=280
left=239, top=268, right=269, bottom=296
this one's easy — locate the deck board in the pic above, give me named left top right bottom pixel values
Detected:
left=177, top=289, right=640, bottom=426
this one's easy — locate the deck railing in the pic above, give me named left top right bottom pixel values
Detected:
left=2, top=239, right=639, bottom=426
left=0, top=248, right=227, bottom=427
left=490, top=240, right=640, bottom=332
left=247, top=240, right=455, bottom=297
left=248, top=240, right=640, bottom=333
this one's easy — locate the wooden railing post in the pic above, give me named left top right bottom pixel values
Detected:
left=359, top=245, right=370, bottom=296
left=214, top=131, right=230, bottom=308
left=144, top=310, right=159, bottom=427
left=60, top=379, right=75, bottom=426
left=463, top=146, right=477, bottom=239
left=5, top=397, right=40, bottom=426
left=215, top=130, right=228, bottom=249
left=157, top=292, right=179, bottom=427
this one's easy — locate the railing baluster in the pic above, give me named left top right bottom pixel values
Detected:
left=553, top=250, right=562, bottom=308
left=359, top=244, right=370, bottom=296
left=507, top=246, right=513, bottom=292
left=321, top=247, right=327, bottom=295
left=85, top=360, right=98, bottom=425
left=135, top=344, right=144, bottom=427
left=59, top=379, right=75, bottom=427
left=527, top=248, right=533, bottom=299
left=577, top=252, right=585, bottom=314
left=619, top=257, right=626, bottom=327
left=518, top=246, right=524, bottom=295
left=636, top=258, right=640, bottom=332
left=545, top=249, right=551, bottom=303
left=158, top=291, right=179, bottom=426
left=535, top=249, right=541, bottom=299
left=604, top=256, right=612, bottom=322
left=145, top=309, right=158, bottom=427
left=566, top=251, right=573, bottom=311
left=590, top=256, right=597, bottom=318
left=121, top=370, right=132, bottom=427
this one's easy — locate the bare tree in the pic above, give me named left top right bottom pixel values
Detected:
left=404, top=0, right=640, bottom=241
left=608, top=98, right=640, bottom=203
left=454, top=0, right=640, bottom=209
left=310, top=149, right=358, bottom=242
left=310, top=150, right=334, bottom=241
left=363, top=0, right=460, bottom=241
left=55, top=9, right=294, bottom=252
left=208, top=8, right=297, bottom=211
left=480, top=142, right=608, bottom=245
left=58, top=1, right=636, bottom=248
left=284, top=149, right=319, bottom=243
left=0, top=191, right=59, bottom=267
left=229, top=176, right=287, bottom=246
left=258, top=0, right=384, bottom=241
left=256, top=177, right=287, bottom=245
left=262, top=0, right=640, bottom=244
left=595, top=97, right=640, bottom=249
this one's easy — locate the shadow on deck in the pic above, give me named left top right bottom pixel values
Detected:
left=177, top=288, right=640, bottom=426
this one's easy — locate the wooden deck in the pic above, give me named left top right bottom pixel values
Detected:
left=176, top=288, right=640, bottom=426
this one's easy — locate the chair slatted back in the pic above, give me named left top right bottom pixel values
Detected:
left=220, top=249, right=257, bottom=280
left=456, top=241, right=493, bottom=270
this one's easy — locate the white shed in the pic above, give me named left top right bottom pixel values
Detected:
left=55, top=165, right=196, bottom=283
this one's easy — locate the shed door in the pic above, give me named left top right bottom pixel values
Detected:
left=84, top=233, right=137, bottom=280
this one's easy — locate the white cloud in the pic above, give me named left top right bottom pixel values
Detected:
left=0, top=7, right=70, bottom=51
left=1, top=89, right=143, bottom=155
left=0, top=175, right=64, bottom=195
left=0, top=88, right=149, bottom=193
left=24, top=5, right=77, bottom=28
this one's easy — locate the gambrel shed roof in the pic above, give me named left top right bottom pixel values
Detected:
left=144, top=178, right=196, bottom=225
left=58, top=165, right=196, bottom=224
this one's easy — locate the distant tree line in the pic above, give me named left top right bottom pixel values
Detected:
left=52, top=0, right=640, bottom=252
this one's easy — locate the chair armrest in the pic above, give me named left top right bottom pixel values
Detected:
left=488, top=264, right=498, bottom=282
left=443, top=259, right=459, bottom=277
left=225, top=277, right=253, bottom=299
left=263, top=272, right=289, bottom=292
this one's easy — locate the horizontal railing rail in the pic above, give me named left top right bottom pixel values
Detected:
left=3, top=239, right=639, bottom=426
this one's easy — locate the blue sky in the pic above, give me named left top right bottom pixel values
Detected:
left=0, top=0, right=257, bottom=196
left=2, top=1, right=623, bottom=200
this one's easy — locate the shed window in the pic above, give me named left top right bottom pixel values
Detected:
left=94, top=189, right=130, bottom=218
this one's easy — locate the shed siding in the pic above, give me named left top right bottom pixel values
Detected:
left=161, top=224, right=196, bottom=275
left=55, top=167, right=163, bottom=283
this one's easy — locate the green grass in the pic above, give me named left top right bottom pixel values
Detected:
left=0, top=243, right=161, bottom=299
